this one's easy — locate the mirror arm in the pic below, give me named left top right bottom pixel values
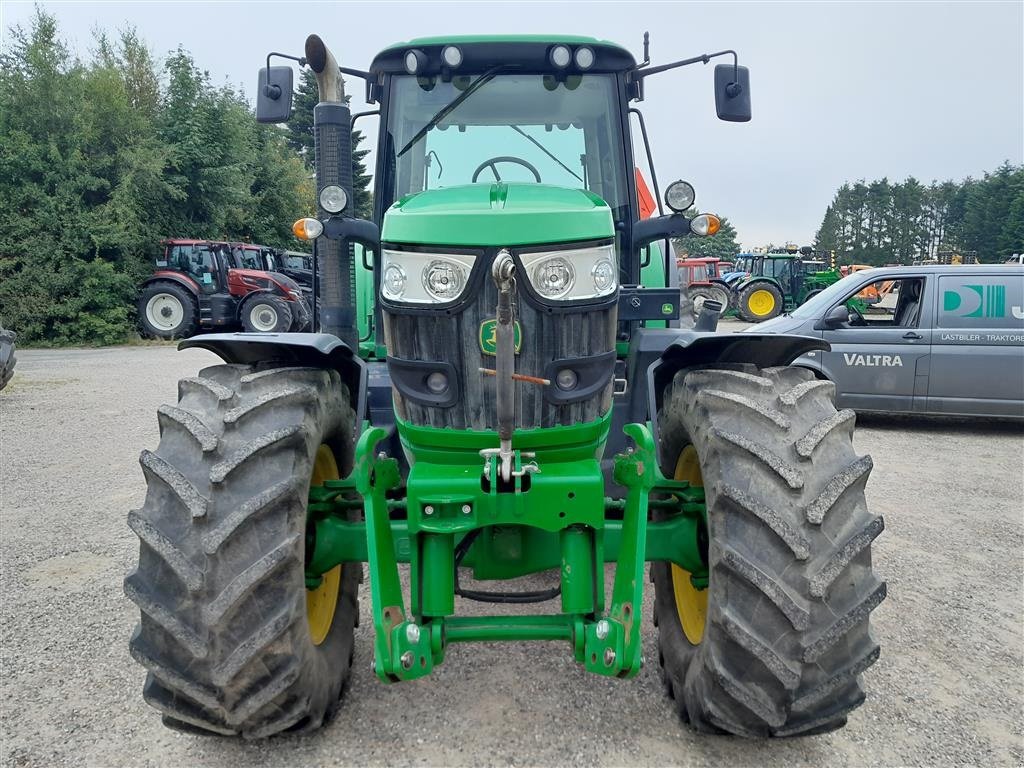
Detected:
left=632, top=214, right=691, bottom=252
left=264, top=52, right=306, bottom=99
left=630, top=49, right=740, bottom=88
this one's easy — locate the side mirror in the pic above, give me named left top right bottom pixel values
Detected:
left=256, top=66, right=294, bottom=124
left=714, top=64, right=751, bottom=122
left=821, top=304, right=850, bottom=329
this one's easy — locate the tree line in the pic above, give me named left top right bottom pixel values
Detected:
left=0, top=10, right=370, bottom=345
left=814, top=163, right=1024, bottom=265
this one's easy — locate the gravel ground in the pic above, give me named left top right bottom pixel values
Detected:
left=1, top=342, right=1022, bottom=767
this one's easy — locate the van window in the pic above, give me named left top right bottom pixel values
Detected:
left=937, top=275, right=1024, bottom=329
left=840, top=277, right=925, bottom=328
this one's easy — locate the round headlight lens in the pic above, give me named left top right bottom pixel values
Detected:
left=404, top=49, right=426, bottom=75
left=574, top=47, right=595, bottom=70
left=383, top=263, right=407, bottom=298
left=426, top=371, right=449, bottom=394
left=533, top=257, right=575, bottom=298
left=422, top=259, right=466, bottom=300
left=665, top=180, right=696, bottom=213
left=442, top=45, right=462, bottom=68
left=556, top=369, right=578, bottom=391
left=550, top=45, right=571, bottom=68
left=592, top=259, right=615, bottom=293
left=318, top=184, right=348, bottom=214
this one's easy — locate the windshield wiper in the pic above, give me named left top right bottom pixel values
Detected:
left=397, top=67, right=507, bottom=158
left=509, top=125, right=583, bottom=183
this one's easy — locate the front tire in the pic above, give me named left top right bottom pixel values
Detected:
left=240, top=295, right=292, bottom=333
left=737, top=282, right=784, bottom=322
left=125, top=364, right=359, bottom=737
left=138, top=281, right=199, bottom=339
left=654, top=365, right=884, bottom=737
left=0, top=323, right=15, bottom=391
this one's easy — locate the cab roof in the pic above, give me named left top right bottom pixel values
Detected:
left=383, top=34, right=630, bottom=52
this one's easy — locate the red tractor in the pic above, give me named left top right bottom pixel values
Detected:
left=137, top=239, right=312, bottom=339
left=676, top=256, right=732, bottom=318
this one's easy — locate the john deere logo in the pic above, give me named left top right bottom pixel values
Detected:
left=479, top=320, right=522, bottom=356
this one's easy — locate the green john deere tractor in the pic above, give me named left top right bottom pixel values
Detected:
left=733, top=246, right=844, bottom=322
left=125, top=34, right=884, bottom=740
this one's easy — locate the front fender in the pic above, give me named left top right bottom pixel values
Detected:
left=646, top=330, right=829, bottom=451
left=179, top=332, right=367, bottom=430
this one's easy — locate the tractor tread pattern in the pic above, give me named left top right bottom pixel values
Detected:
left=127, top=510, right=204, bottom=593
left=719, top=484, right=810, bottom=560
left=653, top=364, right=883, bottom=738
left=698, top=389, right=790, bottom=429
left=139, top=449, right=209, bottom=518
left=126, top=364, right=359, bottom=738
left=158, top=404, right=220, bottom=452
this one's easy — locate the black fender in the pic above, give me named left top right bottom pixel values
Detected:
left=736, top=276, right=781, bottom=293
left=645, top=329, right=829, bottom=455
left=179, top=332, right=367, bottom=431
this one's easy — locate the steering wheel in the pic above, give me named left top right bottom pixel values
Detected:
left=471, top=156, right=542, bottom=183
left=847, top=304, right=866, bottom=326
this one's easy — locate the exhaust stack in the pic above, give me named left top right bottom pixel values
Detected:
left=305, top=34, right=357, bottom=347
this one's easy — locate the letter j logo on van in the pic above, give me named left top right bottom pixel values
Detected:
left=943, top=284, right=1006, bottom=318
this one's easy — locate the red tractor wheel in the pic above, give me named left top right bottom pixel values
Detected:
left=240, top=294, right=293, bottom=333
left=138, top=281, right=199, bottom=339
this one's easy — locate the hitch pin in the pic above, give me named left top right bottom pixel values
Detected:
left=478, top=368, right=551, bottom=386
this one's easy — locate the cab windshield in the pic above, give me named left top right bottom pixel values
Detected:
left=384, top=72, right=628, bottom=219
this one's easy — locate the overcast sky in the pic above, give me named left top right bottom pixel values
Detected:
left=2, top=1, right=1021, bottom=248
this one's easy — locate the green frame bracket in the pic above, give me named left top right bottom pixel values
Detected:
left=306, top=418, right=707, bottom=683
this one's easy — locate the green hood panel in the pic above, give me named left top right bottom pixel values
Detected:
left=382, top=183, right=615, bottom=247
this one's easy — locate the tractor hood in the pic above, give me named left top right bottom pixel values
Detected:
left=382, top=183, right=614, bottom=247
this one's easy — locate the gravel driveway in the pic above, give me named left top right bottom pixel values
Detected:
left=2, top=344, right=1022, bottom=766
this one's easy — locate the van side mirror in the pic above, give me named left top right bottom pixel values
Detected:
left=821, top=304, right=850, bottom=329
left=256, top=66, right=294, bottom=124
left=714, top=64, right=751, bottom=122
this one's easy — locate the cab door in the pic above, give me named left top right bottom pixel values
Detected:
left=817, top=274, right=932, bottom=413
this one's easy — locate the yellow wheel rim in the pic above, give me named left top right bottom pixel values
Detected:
left=670, top=446, right=708, bottom=645
left=747, top=289, right=776, bottom=317
left=306, top=444, right=342, bottom=646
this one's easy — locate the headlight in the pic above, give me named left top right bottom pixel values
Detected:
left=381, top=249, right=476, bottom=303
left=520, top=243, right=617, bottom=301
left=319, top=185, right=348, bottom=214
left=664, top=180, right=696, bottom=213
left=423, top=259, right=466, bottom=300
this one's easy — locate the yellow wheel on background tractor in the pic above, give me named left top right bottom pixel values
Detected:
left=738, top=281, right=785, bottom=322
left=747, top=289, right=776, bottom=317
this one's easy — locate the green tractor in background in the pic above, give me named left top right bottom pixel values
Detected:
left=732, top=245, right=844, bottom=322
left=125, top=33, right=884, bottom=740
